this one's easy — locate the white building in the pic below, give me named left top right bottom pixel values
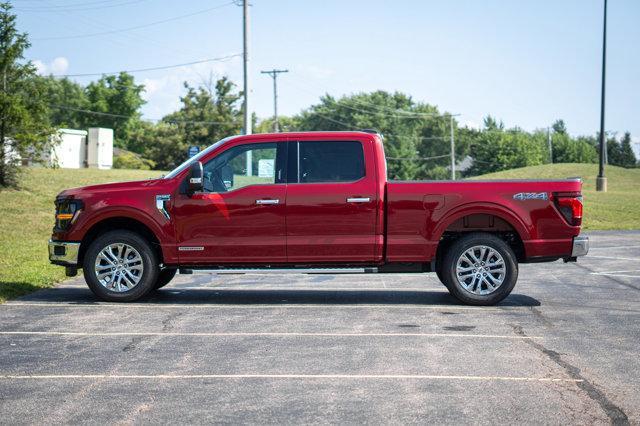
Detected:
left=44, top=127, right=113, bottom=169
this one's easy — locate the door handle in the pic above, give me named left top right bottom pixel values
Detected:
left=346, top=197, right=371, bottom=203
left=256, top=199, right=280, bottom=205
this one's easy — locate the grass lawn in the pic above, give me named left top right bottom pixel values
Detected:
left=0, top=167, right=163, bottom=302
left=474, top=163, right=640, bottom=231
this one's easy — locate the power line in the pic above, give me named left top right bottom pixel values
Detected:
left=284, top=76, right=455, bottom=118
left=54, top=54, right=242, bottom=77
left=15, top=0, right=149, bottom=12
left=33, top=2, right=235, bottom=40
left=49, top=104, right=234, bottom=125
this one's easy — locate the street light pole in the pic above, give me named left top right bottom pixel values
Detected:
left=260, top=69, right=289, bottom=132
left=596, top=0, right=608, bottom=192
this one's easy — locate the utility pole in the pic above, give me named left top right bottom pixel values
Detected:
left=241, top=0, right=252, bottom=175
left=450, top=114, right=455, bottom=180
left=261, top=69, right=288, bottom=132
left=547, top=127, right=553, bottom=163
left=596, top=0, right=608, bottom=191
left=242, top=0, right=251, bottom=135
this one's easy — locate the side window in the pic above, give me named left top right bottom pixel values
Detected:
left=202, top=143, right=279, bottom=192
left=298, top=141, right=365, bottom=183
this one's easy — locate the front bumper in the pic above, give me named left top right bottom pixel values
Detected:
left=571, top=235, right=589, bottom=257
left=48, top=240, right=81, bottom=266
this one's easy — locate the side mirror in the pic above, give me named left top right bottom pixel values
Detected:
left=188, top=161, right=204, bottom=195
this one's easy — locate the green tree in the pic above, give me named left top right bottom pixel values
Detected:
left=0, top=2, right=53, bottom=187
left=466, top=129, right=547, bottom=175
left=37, top=75, right=88, bottom=129
left=163, top=76, right=242, bottom=150
left=126, top=121, right=184, bottom=170
left=618, top=132, right=637, bottom=168
left=295, top=91, right=458, bottom=180
left=255, top=115, right=300, bottom=133
left=606, top=135, right=623, bottom=166
left=85, top=72, right=145, bottom=148
left=483, top=115, right=504, bottom=131
left=551, top=133, right=597, bottom=163
left=552, top=119, right=567, bottom=135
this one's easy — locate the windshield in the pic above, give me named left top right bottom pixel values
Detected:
left=163, top=136, right=234, bottom=179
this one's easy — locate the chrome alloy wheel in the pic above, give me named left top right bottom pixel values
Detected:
left=455, top=245, right=506, bottom=295
left=94, top=243, right=144, bottom=292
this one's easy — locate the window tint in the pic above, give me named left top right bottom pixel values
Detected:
left=202, top=143, right=279, bottom=192
left=298, top=141, right=365, bottom=183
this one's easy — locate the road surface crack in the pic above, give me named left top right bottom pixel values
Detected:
left=511, top=325, right=629, bottom=425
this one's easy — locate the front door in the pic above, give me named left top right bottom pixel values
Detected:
left=285, top=139, right=378, bottom=263
left=172, top=142, right=287, bottom=264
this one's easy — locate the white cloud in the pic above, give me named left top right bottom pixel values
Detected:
left=33, top=60, right=47, bottom=75
left=50, top=57, right=69, bottom=74
left=33, top=56, right=69, bottom=75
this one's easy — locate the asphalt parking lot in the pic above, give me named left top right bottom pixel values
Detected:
left=1, top=230, right=639, bottom=424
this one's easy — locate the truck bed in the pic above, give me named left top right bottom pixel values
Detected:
left=385, top=179, right=582, bottom=262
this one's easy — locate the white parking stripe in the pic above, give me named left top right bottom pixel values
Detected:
left=590, top=270, right=640, bottom=274
left=2, top=303, right=502, bottom=311
left=0, top=331, right=541, bottom=339
left=0, top=373, right=581, bottom=382
left=586, top=255, right=639, bottom=261
left=589, top=245, right=640, bottom=250
left=589, top=274, right=640, bottom=278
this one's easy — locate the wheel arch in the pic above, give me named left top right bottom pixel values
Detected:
left=433, top=203, right=530, bottom=264
left=78, top=215, right=164, bottom=266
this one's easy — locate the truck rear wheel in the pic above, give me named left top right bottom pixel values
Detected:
left=82, top=230, right=159, bottom=302
left=154, top=268, right=177, bottom=290
left=441, top=233, right=518, bottom=306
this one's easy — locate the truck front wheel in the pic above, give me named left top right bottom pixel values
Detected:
left=441, top=233, right=518, bottom=306
left=82, top=230, right=159, bottom=302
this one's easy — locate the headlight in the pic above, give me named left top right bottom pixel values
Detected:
left=54, top=197, right=84, bottom=231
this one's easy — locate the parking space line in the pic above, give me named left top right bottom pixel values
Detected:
left=0, top=373, right=581, bottom=382
left=590, top=270, right=640, bottom=274
left=589, top=245, right=640, bottom=249
left=586, top=255, right=639, bottom=261
left=0, top=331, right=541, bottom=339
left=589, top=273, right=640, bottom=278
left=1, top=303, right=503, bottom=311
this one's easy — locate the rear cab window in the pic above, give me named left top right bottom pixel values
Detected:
left=288, top=141, right=365, bottom=183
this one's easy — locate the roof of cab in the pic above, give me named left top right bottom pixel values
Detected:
left=229, top=130, right=382, bottom=142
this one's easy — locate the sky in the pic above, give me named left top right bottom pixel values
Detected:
left=11, top=0, right=640, bottom=153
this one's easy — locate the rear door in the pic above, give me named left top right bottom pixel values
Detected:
left=285, top=138, right=378, bottom=263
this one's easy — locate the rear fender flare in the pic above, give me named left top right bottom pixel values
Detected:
left=432, top=202, right=531, bottom=243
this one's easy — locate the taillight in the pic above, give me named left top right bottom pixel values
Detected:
left=553, top=193, right=583, bottom=226
left=54, top=198, right=83, bottom=231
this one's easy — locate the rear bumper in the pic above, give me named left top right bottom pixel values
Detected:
left=571, top=235, right=589, bottom=257
left=48, top=240, right=81, bottom=266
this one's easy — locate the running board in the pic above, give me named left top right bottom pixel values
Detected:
left=179, top=267, right=379, bottom=275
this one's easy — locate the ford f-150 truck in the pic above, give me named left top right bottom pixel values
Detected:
left=49, top=131, right=588, bottom=305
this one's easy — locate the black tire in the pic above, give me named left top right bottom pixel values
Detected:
left=82, top=230, right=159, bottom=302
left=441, top=232, right=518, bottom=306
left=154, top=268, right=177, bottom=290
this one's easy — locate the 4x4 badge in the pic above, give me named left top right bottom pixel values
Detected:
left=513, top=192, right=548, bottom=201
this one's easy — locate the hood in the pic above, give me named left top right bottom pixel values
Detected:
left=57, top=178, right=167, bottom=198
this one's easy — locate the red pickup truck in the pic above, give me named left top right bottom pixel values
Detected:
left=49, top=131, right=588, bottom=305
